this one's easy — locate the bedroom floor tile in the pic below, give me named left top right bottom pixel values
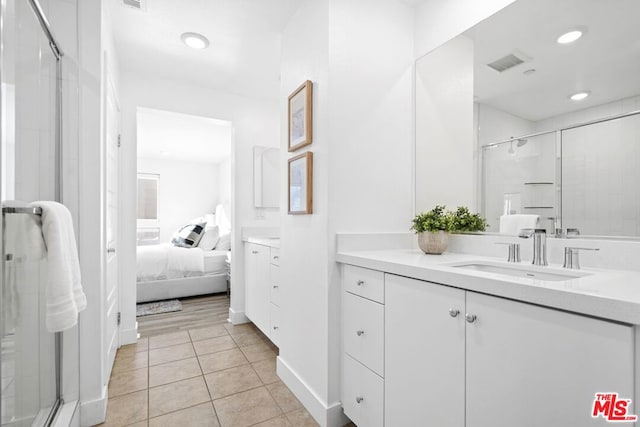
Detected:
left=149, top=331, right=190, bottom=349
left=198, top=348, right=248, bottom=374
left=189, top=324, right=229, bottom=342
left=149, top=357, right=202, bottom=387
left=193, top=335, right=237, bottom=356
left=149, top=342, right=195, bottom=366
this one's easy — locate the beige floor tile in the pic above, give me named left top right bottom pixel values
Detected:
left=108, top=367, right=148, bottom=398
left=198, top=348, right=248, bottom=374
left=112, top=351, right=148, bottom=374
left=230, top=332, right=265, bottom=348
left=117, top=338, right=149, bottom=358
left=149, top=376, right=211, bottom=418
left=204, top=364, right=262, bottom=399
left=213, top=387, right=282, bottom=427
left=252, top=358, right=279, bottom=385
left=224, top=322, right=257, bottom=336
left=189, top=324, right=229, bottom=342
left=101, top=389, right=147, bottom=427
left=285, top=408, right=319, bottom=427
left=149, top=357, right=202, bottom=387
left=252, top=415, right=292, bottom=427
left=193, top=335, right=237, bottom=356
left=240, top=343, right=277, bottom=363
left=149, top=331, right=190, bottom=350
left=266, top=382, right=302, bottom=413
left=148, top=402, right=220, bottom=427
left=149, top=342, right=195, bottom=366
left=124, top=421, right=148, bottom=427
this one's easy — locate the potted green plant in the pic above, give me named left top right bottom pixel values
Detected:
left=412, top=205, right=487, bottom=254
left=411, top=205, right=454, bottom=254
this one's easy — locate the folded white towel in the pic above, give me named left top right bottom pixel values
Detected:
left=499, top=214, right=540, bottom=235
left=32, top=201, right=87, bottom=332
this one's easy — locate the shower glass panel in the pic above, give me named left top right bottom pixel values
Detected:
left=562, top=113, right=640, bottom=237
left=1, top=0, right=77, bottom=425
left=481, top=132, right=559, bottom=233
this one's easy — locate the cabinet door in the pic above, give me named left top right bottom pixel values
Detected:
left=385, top=274, right=466, bottom=427
left=245, top=243, right=270, bottom=333
left=466, top=292, right=635, bottom=427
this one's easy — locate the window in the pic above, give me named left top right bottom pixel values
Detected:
left=137, top=173, right=159, bottom=224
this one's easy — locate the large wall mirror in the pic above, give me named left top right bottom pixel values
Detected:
left=415, top=0, right=640, bottom=238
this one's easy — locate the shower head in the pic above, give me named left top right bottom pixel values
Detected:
left=516, top=138, right=528, bottom=147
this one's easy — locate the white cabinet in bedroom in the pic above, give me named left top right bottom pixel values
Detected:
left=244, top=241, right=282, bottom=346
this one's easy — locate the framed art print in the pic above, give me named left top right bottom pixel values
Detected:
left=288, top=80, right=313, bottom=152
left=288, top=151, right=313, bottom=214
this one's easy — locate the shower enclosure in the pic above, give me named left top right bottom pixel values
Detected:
left=1, top=0, right=80, bottom=425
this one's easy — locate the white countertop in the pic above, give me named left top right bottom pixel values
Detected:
left=244, top=236, right=280, bottom=248
left=336, top=249, right=640, bottom=325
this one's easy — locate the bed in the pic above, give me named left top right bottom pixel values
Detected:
left=136, top=204, right=231, bottom=303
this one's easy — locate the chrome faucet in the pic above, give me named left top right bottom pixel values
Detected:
left=518, top=228, right=548, bottom=266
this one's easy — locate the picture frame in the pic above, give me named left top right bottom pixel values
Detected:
left=288, top=80, right=313, bottom=152
left=288, top=151, right=313, bottom=214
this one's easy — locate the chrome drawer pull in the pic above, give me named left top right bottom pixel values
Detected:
left=449, top=308, right=460, bottom=318
left=356, top=396, right=364, bottom=404
left=252, top=250, right=258, bottom=254
left=465, top=313, right=477, bottom=323
left=273, top=285, right=279, bottom=289
left=356, top=330, right=365, bottom=336
left=356, top=280, right=364, bottom=286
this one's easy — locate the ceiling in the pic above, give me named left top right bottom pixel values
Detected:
left=109, top=0, right=301, bottom=99
left=467, top=0, right=640, bottom=122
left=137, top=107, right=232, bottom=163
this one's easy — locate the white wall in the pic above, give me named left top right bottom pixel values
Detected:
left=278, top=0, right=413, bottom=425
left=415, top=35, right=475, bottom=212
left=137, top=157, right=221, bottom=242
left=119, top=73, right=280, bottom=341
left=219, top=158, right=231, bottom=205
left=477, top=103, right=535, bottom=145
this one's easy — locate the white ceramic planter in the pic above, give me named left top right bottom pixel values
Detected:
left=418, top=231, right=449, bottom=254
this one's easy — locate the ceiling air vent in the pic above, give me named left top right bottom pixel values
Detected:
left=487, top=51, right=530, bottom=73
left=123, top=0, right=147, bottom=11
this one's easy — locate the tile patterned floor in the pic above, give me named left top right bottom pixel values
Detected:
left=97, top=322, right=319, bottom=427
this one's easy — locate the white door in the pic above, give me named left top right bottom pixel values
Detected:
left=466, top=292, right=635, bottom=427
left=385, top=274, right=466, bottom=427
left=104, top=74, right=120, bottom=380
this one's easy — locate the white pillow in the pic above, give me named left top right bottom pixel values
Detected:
left=216, top=231, right=231, bottom=251
left=198, top=225, right=220, bottom=251
left=171, top=223, right=206, bottom=248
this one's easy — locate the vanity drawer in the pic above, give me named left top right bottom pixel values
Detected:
left=270, top=248, right=280, bottom=266
left=344, top=292, right=384, bottom=376
left=343, top=265, right=384, bottom=303
left=270, top=264, right=281, bottom=307
left=343, top=354, right=384, bottom=427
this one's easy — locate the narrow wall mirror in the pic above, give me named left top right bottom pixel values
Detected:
left=253, top=146, right=280, bottom=208
left=415, top=0, right=640, bottom=238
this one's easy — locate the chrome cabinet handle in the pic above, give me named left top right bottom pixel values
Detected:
left=273, top=326, right=279, bottom=330
left=356, top=397, right=364, bottom=404
left=449, top=308, right=460, bottom=318
left=252, top=250, right=258, bottom=254
left=273, top=285, right=279, bottom=289
left=107, top=248, right=116, bottom=254
left=465, top=313, right=477, bottom=323
left=356, top=330, right=364, bottom=336
left=273, top=255, right=279, bottom=260
left=356, top=280, right=364, bottom=286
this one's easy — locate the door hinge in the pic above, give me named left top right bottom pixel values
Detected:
left=117, top=134, right=121, bottom=148
left=117, top=312, right=121, bottom=326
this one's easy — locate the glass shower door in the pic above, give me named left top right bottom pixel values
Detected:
left=1, top=0, right=73, bottom=425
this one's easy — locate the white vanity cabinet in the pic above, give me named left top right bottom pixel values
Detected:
left=341, top=265, right=385, bottom=427
left=245, top=242, right=281, bottom=345
left=385, top=274, right=635, bottom=427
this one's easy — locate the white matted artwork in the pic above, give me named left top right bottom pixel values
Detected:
left=288, top=151, right=313, bottom=214
left=288, top=80, right=313, bottom=152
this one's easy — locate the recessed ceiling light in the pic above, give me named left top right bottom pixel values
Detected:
left=570, top=91, right=590, bottom=101
left=557, top=30, right=583, bottom=44
left=181, top=32, right=209, bottom=50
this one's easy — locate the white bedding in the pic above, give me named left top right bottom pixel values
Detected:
left=137, top=243, right=229, bottom=282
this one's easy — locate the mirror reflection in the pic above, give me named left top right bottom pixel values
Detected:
left=415, top=0, right=640, bottom=238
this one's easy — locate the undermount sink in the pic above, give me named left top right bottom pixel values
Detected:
left=448, top=262, right=589, bottom=282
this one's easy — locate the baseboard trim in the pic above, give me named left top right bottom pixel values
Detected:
left=228, top=307, right=249, bottom=325
left=80, top=385, right=107, bottom=426
left=119, top=326, right=138, bottom=346
left=277, top=357, right=349, bottom=427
